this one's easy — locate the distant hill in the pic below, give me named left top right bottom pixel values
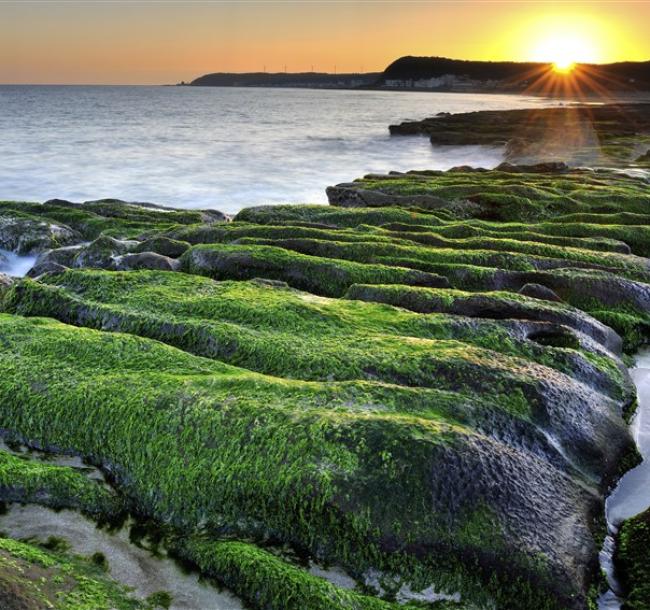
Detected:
left=185, top=56, right=650, bottom=92
left=382, top=56, right=546, bottom=82
left=187, top=72, right=380, bottom=88
left=380, top=56, right=650, bottom=92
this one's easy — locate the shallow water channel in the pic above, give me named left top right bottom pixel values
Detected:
left=0, top=504, right=245, bottom=610
left=598, top=348, right=650, bottom=609
left=0, top=438, right=244, bottom=610
left=0, top=248, right=36, bottom=277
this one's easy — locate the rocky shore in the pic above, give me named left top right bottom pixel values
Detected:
left=389, top=103, right=650, bottom=167
left=0, top=105, right=649, bottom=610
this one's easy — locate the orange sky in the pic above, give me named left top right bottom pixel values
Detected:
left=1, top=1, right=649, bottom=84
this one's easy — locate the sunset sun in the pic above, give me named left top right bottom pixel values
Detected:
left=534, top=32, right=598, bottom=72
left=552, top=56, right=576, bottom=74
left=525, top=14, right=606, bottom=74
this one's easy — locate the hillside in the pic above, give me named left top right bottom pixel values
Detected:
left=187, top=71, right=380, bottom=88
left=186, top=56, right=650, bottom=92
left=381, top=56, right=650, bottom=91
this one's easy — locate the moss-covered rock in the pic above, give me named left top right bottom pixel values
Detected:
left=0, top=535, right=147, bottom=609
left=0, top=448, right=123, bottom=519
left=327, top=168, right=650, bottom=222
left=180, top=243, right=449, bottom=296
left=0, top=158, right=648, bottom=610
left=177, top=537, right=401, bottom=610
left=0, top=198, right=228, bottom=255
left=0, top=313, right=627, bottom=609
left=0, top=215, right=79, bottom=254
left=616, top=508, right=650, bottom=610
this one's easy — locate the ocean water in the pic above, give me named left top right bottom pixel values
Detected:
left=0, top=86, right=558, bottom=214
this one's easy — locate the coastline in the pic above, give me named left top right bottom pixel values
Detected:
left=0, top=103, right=649, bottom=610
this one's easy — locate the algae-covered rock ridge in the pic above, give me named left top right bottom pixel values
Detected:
left=0, top=104, right=649, bottom=610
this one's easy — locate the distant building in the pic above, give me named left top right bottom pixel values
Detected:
left=384, top=74, right=500, bottom=91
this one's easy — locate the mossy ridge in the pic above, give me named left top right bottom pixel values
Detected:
left=382, top=222, right=633, bottom=253
left=0, top=535, right=150, bottom=610
left=327, top=169, right=650, bottom=221
left=176, top=537, right=402, bottom=610
left=0, top=314, right=607, bottom=609
left=0, top=199, right=226, bottom=253
left=447, top=220, right=650, bottom=259
left=180, top=242, right=449, bottom=297
left=234, top=203, right=448, bottom=229
left=615, top=508, right=650, bottom=610
left=0, top=449, right=123, bottom=519
left=9, top=270, right=611, bottom=362
left=173, top=240, right=650, bottom=350
left=174, top=535, right=503, bottom=610
left=166, top=221, right=408, bottom=247
left=164, top=220, right=650, bottom=281
left=5, top=270, right=633, bottom=416
left=232, top=235, right=650, bottom=282
left=234, top=204, right=650, bottom=258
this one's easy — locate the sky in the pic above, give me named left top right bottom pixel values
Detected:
left=1, top=1, right=649, bottom=85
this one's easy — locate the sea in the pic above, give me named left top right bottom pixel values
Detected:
left=0, top=85, right=560, bottom=214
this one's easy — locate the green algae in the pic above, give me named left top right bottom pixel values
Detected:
left=0, top=199, right=225, bottom=252
left=330, top=169, right=650, bottom=220
left=178, top=538, right=401, bottom=610
left=180, top=242, right=448, bottom=296
left=0, top=450, right=123, bottom=519
left=616, top=508, right=650, bottom=610
left=174, top=237, right=650, bottom=351
left=0, top=160, right=648, bottom=610
left=0, top=313, right=591, bottom=609
left=0, top=535, right=148, bottom=610
left=6, top=269, right=632, bottom=411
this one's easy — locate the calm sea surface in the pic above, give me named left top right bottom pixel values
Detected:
left=0, top=86, right=558, bottom=213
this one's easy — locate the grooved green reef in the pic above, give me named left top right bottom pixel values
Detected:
left=0, top=157, right=648, bottom=610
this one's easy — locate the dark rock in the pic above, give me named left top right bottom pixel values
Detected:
left=389, top=104, right=650, bottom=168
left=496, top=161, right=570, bottom=174
left=326, top=183, right=464, bottom=212
left=73, top=236, right=139, bottom=269
left=200, top=209, right=231, bottom=224
left=114, top=252, right=181, bottom=272
left=26, top=261, right=68, bottom=279
left=0, top=217, right=78, bottom=254
left=134, top=237, right=191, bottom=258
left=30, top=245, right=82, bottom=273
left=635, top=149, right=650, bottom=164
left=519, top=283, right=563, bottom=303
left=0, top=578, right=43, bottom=610
left=0, top=273, right=14, bottom=299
